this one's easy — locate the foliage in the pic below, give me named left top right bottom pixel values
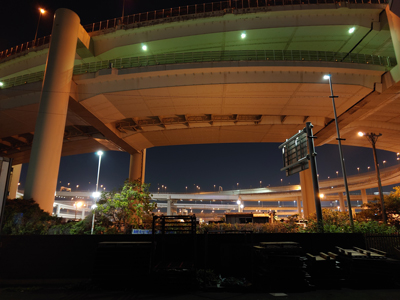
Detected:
left=197, top=222, right=301, bottom=234
left=304, top=208, right=398, bottom=234
left=357, top=186, right=400, bottom=228
left=93, top=180, right=157, bottom=234
left=1, top=199, right=61, bottom=235
left=49, top=217, right=94, bottom=235
left=196, top=269, right=248, bottom=288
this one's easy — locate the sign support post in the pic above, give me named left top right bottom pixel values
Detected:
left=305, top=122, right=323, bottom=232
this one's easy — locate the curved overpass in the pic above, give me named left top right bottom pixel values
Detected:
left=52, top=163, right=400, bottom=218
left=2, top=0, right=400, bottom=212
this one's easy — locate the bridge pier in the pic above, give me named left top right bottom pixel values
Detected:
left=299, top=168, right=316, bottom=219
left=361, top=189, right=368, bottom=205
left=129, top=150, right=146, bottom=183
left=296, top=196, right=302, bottom=218
left=8, top=164, right=21, bottom=199
left=338, top=192, right=346, bottom=212
left=387, top=5, right=400, bottom=82
left=24, top=9, right=81, bottom=213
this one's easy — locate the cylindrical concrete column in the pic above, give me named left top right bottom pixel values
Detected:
left=299, top=168, right=316, bottom=218
left=387, top=6, right=400, bottom=81
left=8, top=164, right=22, bottom=199
left=167, top=199, right=172, bottom=215
left=129, top=149, right=146, bottom=183
left=338, top=192, right=346, bottom=212
left=24, top=9, right=81, bottom=213
left=361, top=189, right=368, bottom=205
left=296, top=196, right=302, bottom=218
left=56, top=204, right=61, bottom=217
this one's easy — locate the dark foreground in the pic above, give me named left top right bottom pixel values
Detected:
left=1, top=286, right=400, bottom=300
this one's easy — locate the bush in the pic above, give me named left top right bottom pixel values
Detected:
left=304, top=209, right=399, bottom=234
left=1, top=199, right=61, bottom=235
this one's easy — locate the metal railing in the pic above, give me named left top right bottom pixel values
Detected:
left=0, top=0, right=389, bottom=60
left=0, top=50, right=395, bottom=89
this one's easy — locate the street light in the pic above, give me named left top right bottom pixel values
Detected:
left=91, top=150, right=103, bottom=234
left=323, top=74, right=353, bottom=227
left=74, top=201, right=82, bottom=220
left=357, top=167, right=360, bottom=174
left=383, top=160, right=386, bottom=168
left=358, top=132, right=387, bottom=223
left=34, top=8, right=46, bottom=46
left=96, top=151, right=103, bottom=194
left=121, top=0, right=126, bottom=23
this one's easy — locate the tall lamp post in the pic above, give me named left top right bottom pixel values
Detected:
left=74, top=201, right=82, bottom=220
left=91, top=150, right=104, bottom=235
left=34, top=8, right=46, bottom=46
left=358, top=132, right=387, bottom=223
left=323, top=74, right=354, bottom=227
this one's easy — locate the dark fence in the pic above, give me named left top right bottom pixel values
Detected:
left=364, top=234, right=400, bottom=257
left=0, top=233, right=365, bottom=283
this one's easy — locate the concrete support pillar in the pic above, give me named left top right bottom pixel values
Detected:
left=167, top=199, right=172, bottom=215
left=299, top=168, right=316, bottom=219
left=129, top=149, right=146, bottom=183
left=361, top=189, right=368, bottom=205
left=338, top=192, right=346, bottom=212
left=387, top=6, right=400, bottom=81
left=8, top=164, right=22, bottom=199
left=296, top=196, right=302, bottom=218
left=56, top=204, right=61, bottom=217
left=81, top=208, right=85, bottom=219
left=24, top=9, right=81, bottom=213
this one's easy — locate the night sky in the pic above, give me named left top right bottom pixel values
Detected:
left=2, top=1, right=399, bottom=194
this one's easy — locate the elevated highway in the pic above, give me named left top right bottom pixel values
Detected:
left=2, top=0, right=400, bottom=213
left=52, top=163, right=400, bottom=218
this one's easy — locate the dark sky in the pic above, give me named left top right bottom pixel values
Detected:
left=2, top=1, right=399, bottom=194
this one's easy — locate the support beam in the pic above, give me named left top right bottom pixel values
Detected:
left=299, top=167, right=316, bottom=219
left=24, top=9, right=80, bottom=213
left=361, top=189, right=368, bottom=204
left=387, top=6, right=400, bottom=82
left=338, top=192, right=346, bottom=212
left=129, top=149, right=146, bottom=183
left=167, top=199, right=172, bottom=215
left=8, top=164, right=22, bottom=199
left=296, top=196, right=302, bottom=218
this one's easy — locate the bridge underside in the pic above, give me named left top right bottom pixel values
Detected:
left=2, top=2, right=400, bottom=214
left=2, top=62, right=397, bottom=164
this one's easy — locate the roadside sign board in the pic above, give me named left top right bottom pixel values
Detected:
left=279, top=128, right=309, bottom=176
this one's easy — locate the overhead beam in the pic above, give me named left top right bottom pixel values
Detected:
left=67, top=96, right=139, bottom=154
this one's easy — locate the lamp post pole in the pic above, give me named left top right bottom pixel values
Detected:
left=324, top=74, right=354, bottom=227
left=360, top=133, right=387, bottom=223
left=91, top=151, right=103, bottom=235
left=121, top=0, right=126, bottom=24
left=34, top=8, right=46, bottom=46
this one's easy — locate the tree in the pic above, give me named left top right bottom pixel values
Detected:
left=357, top=186, right=400, bottom=228
left=94, top=180, right=157, bottom=234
